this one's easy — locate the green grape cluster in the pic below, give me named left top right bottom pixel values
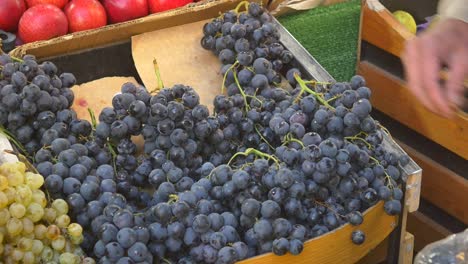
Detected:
left=0, top=161, right=94, bottom=264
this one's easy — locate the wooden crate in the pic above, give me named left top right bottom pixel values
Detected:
left=358, top=0, right=468, bottom=255
left=5, top=1, right=422, bottom=262
left=358, top=0, right=468, bottom=160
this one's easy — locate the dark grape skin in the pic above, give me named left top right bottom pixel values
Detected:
left=351, top=230, right=366, bottom=245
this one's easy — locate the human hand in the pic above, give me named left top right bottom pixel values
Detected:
left=401, top=19, right=468, bottom=118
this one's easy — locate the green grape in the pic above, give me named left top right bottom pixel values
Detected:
left=0, top=175, right=8, bottom=190
left=64, top=240, right=74, bottom=252
left=22, top=217, right=34, bottom=235
left=0, top=231, right=3, bottom=243
left=9, top=202, right=26, bottom=218
left=83, top=257, right=96, bottom=264
left=6, top=217, right=23, bottom=236
left=59, top=252, right=80, bottom=264
left=0, top=191, right=8, bottom=209
left=0, top=208, right=10, bottom=225
left=10, top=248, right=24, bottom=261
left=34, top=224, right=47, bottom=240
left=41, top=246, right=54, bottom=261
left=31, top=190, right=47, bottom=207
left=51, top=235, right=66, bottom=251
left=53, top=251, right=61, bottom=262
left=56, top=214, right=70, bottom=228
left=51, top=199, right=68, bottom=216
left=25, top=172, right=44, bottom=190
left=43, top=207, right=57, bottom=223
left=46, top=225, right=61, bottom=240
left=23, top=251, right=35, bottom=264
left=67, top=223, right=83, bottom=237
left=72, top=246, right=85, bottom=257
left=5, top=168, right=24, bottom=187
left=26, top=202, right=44, bottom=222
left=31, top=239, right=44, bottom=255
left=3, top=243, right=13, bottom=256
left=14, top=185, right=32, bottom=205
left=69, top=234, right=83, bottom=245
left=3, top=187, right=15, bottom=204
left=18, top=237, right=33, bottom=251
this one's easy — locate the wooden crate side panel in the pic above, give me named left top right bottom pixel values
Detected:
left=407, top=211, right=452, bottom=252
left=239, top=202, right=397, bottom=264
left=397, top=141, right=468, bottom=224
left=358, top=61, right=468, bottom=159
left=361, top=0, right=413, bottom=57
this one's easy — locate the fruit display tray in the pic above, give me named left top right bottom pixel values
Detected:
left=4, top=14, right=422, bottom=264
left=5, top=1, right=422, bottom=262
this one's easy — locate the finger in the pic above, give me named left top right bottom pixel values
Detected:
left=420, top=41, right=452, bottom=117
left=402, top=39, right=432, bottom=110
left=446, top=49, right=468, bottom=108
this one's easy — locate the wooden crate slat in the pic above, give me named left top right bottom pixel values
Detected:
left=397, top=141, right=468, bottom=224
left=407, top=211, right=452, bottom=252
left=361, top=0, right=413, bottom=57
left=358, top=61, right=468, bottom=159
left=238, top=202, right=397, bottom=264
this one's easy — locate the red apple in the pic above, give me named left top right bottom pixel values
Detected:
left=0, top=0, right=26, bottom=32
left=65, top=0, right=107, bottom=33
left=18, top=4, right=68, bottom=43
left=25, top=0, right=69, bottom=9
left=148, top=0, right=192, bottom=14
left=102, top=0, right=148, bottom=24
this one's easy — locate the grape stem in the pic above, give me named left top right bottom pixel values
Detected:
left=10, top=56, right=23, bottom=63
left=87, top=108, right=97, bottom=130
left=254, top=124, right=274, bottom=150
left=294, top=73, right=334, bottom=109
left=234, top=1, right=250, bottom=14
left=106, top=143, right=118, bottom=174
left=315, top=200, right=346, bottom=218
left=151, top=58, right=164, bottom=94
left=168, top=194, right=179, bottom=204
left=282, top=133, right=305, bottom=148
left=222, top=61, right=239, bottom=94
left=378, top=123, right=392, bottom=138
left=161, top=258, right=173, bottom=264
left=344, top=135, right=373, bottom=150
left=232, top=69, right=251, bottom=112
left=327, top=94, right=342, bottom=103
left=228, top=147, right=279, bottom=168
left=368, top=155, right=395, bottom=189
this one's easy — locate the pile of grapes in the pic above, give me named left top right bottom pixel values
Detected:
left=0, top=2, right=411, bottom=264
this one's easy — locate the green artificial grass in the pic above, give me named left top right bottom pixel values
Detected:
left=279, top=0, right=361, bottom=82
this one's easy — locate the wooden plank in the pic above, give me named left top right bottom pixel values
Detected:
left=356, top=237, right=389, bottom=264
left=361, top=0, right=413, bottom=58
left=238, top=202, right=398, bottom=264
left=397, top=141, right=468, bottom=224
left=358, top=232, right=414, bottom=264
left=407, top=211, right=452, bottom=252
left=357, top=61, right=468, bottom=159
left=400, top=232, right=414, bottom=264
left=398, top=204, right=410, bottom=263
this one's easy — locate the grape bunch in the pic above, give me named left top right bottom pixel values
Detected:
left=0, top=161, right=93, bottom=264
left=0, top=53, right=83, bottom=157
left=201, top=2, right=297, bottom=97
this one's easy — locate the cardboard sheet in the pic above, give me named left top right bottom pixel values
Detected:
left=71, top=77, right=139, bottom=121
left=131, top=20, right=223, bottom=110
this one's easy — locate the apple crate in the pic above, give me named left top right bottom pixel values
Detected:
left=7, top=0, right=422, bottom=263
